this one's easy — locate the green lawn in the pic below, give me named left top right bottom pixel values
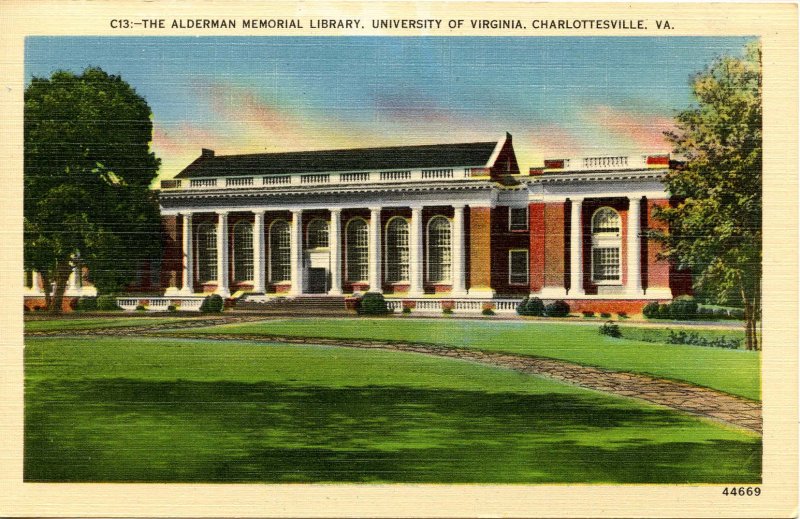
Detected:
left=25, top=316, right=188, bottom=332
left=182, top=318, right=760, bottom=400
left=25, top=336, right=760, bottom=483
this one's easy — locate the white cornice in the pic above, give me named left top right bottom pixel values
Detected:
left=522, top=169, right=667, bottom=185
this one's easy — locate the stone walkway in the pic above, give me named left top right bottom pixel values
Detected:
left=28, top=323, right=762, bottom=434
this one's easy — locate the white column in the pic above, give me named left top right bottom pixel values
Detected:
left=30, top=270, right=44, bottom=295
left=627, top=196, right=643, bottom=295
left=328, top=209, right=343, bottom=295
left=253, top=211, right=266, bottom=293
left=179, top=212, right=194, bottom=295
left=69, top=262, right=80, bottom=291
left=215, top=211, right=230, bottom=298
left=289, top=209, right=303, bottom=296
left=451, top=204, right=467, bottom=296
left=569, top=197, right=585, bottom=296
left=368, top=207, right=383, bottom=293
left=408, top=205, right=424, bottom=297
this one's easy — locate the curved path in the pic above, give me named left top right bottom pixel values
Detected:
left=28, top=322, right=762, bottom=434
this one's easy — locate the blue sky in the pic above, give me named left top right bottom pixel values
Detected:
left=26, top=36, right=753, bottom=178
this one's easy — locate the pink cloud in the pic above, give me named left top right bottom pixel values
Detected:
left=585, top=105, right=675, bottom=151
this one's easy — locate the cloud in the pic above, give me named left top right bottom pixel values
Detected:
left=583, top=105, right=675, bottom=151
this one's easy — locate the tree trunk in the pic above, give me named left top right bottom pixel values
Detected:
left=40, top=270, right=52, bottom=311
left=49, top=261, right=72, bottom=314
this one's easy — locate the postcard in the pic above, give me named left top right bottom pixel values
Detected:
left=1, top=1, right=797, bottom=517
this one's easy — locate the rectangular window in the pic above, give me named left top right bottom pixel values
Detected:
left=509, top=250, right=529, bottom=285
left=509, top=207, right=528, bottom=231
left=592, top=247, right=621, bottom=282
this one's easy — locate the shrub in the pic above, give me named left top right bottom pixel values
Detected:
left=24, top=304, right=30, bottom=312
left=518, top=296, right=545, bottom=316
left=75, top=297, right=97, bottom=312
left=599, top=321, right=622, bottom=338
left=617, top=311, right=628, bottom=319
left=135, top=305, right=146, bottom=312
left=667, top=330, right=741, bottom=349
left=97, top=295, right=121, bottom=311
left=729, top=308, right=745, bottom=320
left=199, top=294, right=225, bottom=313
left=697, top=307, right=715, bottom=319
left=482, top=308, right=495, bottom=316
left=401, top=307, right=411, bottom=314
left=657, top=304, right=672, bottom=319
left=600, top=312, right=612, bottom=319
left=167, top=305, right=177, bottom=312
left=669, top=296, right=698, bottom=321
left=357, top=292, right=388, bottom=316
left=545, top=300, right=570, bottom=318
left=582, top=311, right=594, bottom=318
left=642, top=302, right=660, bottom=319
left=442, top=308, right=453, bottom=315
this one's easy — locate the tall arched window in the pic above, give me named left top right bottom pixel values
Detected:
left=591, top=207, right=622, bottom=283
left=385, top=217, right=410, bottom=282
left=427, top=216, right=451, bottom=283
left=233, top=221, right=254, bottom=282
left=346, top=218, right=369, bottom=282
left=196, top=222, right=217, bottom=282
left=307, top=219, right=329, bottom=249
left=269, top=220, right=291, bottom=282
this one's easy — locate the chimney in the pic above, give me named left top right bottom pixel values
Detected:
left=201, top=148, right=215, bottom=159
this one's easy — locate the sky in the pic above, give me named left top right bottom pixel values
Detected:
left=26, top=36, right=754, bottom=179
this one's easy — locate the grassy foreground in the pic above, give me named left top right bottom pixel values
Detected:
left=185, top=318, right=760, bottom=400
left=25, top=336, right=760, bottom=483
left=24, top=316, right=187, bottom=332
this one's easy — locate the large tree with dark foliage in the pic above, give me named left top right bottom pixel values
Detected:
left=657, top=42, right=761, bottom=350
left=25, top=67, right=161, bottom=313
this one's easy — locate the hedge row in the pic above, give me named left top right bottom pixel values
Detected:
left=643, top=297, right=744, bottom=321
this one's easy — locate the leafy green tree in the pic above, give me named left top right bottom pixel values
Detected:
left=657, top=42, right=761, bottom=350
left=25, top=67, right=161, bottom=313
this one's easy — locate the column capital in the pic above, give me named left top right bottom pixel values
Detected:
left=180, top=211, right=193, bottom=217
left=452, top=203, right=466, bottom=210
left=568, top=196, right=585, bottom=203
left=628, top=195, right=644, bottom=202
left=290, top=207, right=303, bottom=215
left=251, top=209, right=266, bottom=216
left=409, top=204, right=424, bottom=211
left=216, top=210, right=230, bottom=216
left=329, top=207, right=343, bottom=215
left=369, top=206, right=382, bottom=213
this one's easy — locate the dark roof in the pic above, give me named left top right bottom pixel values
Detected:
left=175, top=141, right=499, bottom=179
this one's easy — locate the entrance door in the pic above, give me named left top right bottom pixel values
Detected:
left=308, top=268, right=327, bottom=294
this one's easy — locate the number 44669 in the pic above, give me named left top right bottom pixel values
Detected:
left=722, top=487, right=761, bottom=496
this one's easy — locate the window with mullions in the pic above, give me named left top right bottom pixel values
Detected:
left=196, top=222, right=217, bottom=282
left=307, top=219, right=329, bottom=249
left=591, top=207, right=622, bottom=283
left=346, top=218, right=369, bottom=282
left=509, top=206, right=528, bottom=231
left=509, top=250, right=529, bottom=285
left=427, top=216, right=451, bottom=283
left=233, top=221, right=254, bottom=282
left=269, top=220, right=290, bottom=282
left=385, top=217, right=410, bottom=282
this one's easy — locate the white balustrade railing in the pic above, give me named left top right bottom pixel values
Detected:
left=116, top=297, right=205, bottom=312
left=263, top=175, right=291, bottom=186
left=422, top=168, right=453, bottom=180
left=340, top=172, right=371, bottom=182
left=226, top=177, right=254, bottom=187
left=161, top=165, right=484, bottom=192
left=583, top=156, right=628, bottom=169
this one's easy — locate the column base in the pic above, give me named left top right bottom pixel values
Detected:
left=450, top=289, right=468, bottom=298
left=327, top=289, right=343, bottom=296
left=367, top=288, right=384, bottom=294
left=467, top=287, right=495, bottom=298
left=536, top=286, right=568, bottom=298
left=215, top=288, right=231, bottom=298
left=407, top=289, right=424, bottom=298
left=164, top=286, right=181, bottom=296
left=178, top=287, right=196, bottom=296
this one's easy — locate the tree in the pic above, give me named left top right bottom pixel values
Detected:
left=24, top=67, right=161, bottom=313
left=657, top=42, right=761, bottom=350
